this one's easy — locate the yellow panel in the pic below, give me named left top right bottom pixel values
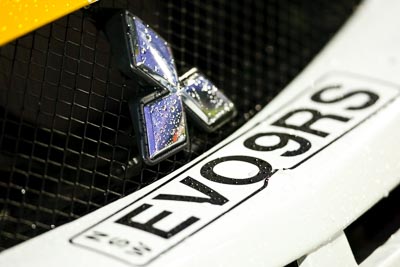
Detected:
left=0, top=0, right=97, bottom=46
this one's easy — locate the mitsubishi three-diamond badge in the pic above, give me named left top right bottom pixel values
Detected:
left=105, top=10, right=236, bottom=165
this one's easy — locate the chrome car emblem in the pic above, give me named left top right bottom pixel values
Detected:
left=106, top=10, right=236, bottom=165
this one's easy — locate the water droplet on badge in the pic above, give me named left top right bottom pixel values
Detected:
left=170, top=106, right=175, bottom=112
left=146, top=34, right=152, bottom=42
left=21, top=188, right=26, bottom=194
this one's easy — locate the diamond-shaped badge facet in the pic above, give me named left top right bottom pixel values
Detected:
left=180, top=68, right=236, bottom=132
left=143, top=92, right=187, bottom=160
left=126, top=14, right=179, bottom=91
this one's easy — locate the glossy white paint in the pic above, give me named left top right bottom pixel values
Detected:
left=361, top=228, right=400, bottom=267
left=298, top=232, right=357, bottom=267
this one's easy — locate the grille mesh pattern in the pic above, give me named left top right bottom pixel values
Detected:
left=0, top=0, right=359, bottom=251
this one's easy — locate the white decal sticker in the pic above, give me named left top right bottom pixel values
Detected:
left=70, top=72, right=399, bottom=266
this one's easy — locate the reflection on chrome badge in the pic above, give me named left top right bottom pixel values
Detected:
left=106, top=10, right=236, bottom=165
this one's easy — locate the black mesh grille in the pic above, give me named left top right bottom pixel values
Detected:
left=0, top=0, right=360, bottom=251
